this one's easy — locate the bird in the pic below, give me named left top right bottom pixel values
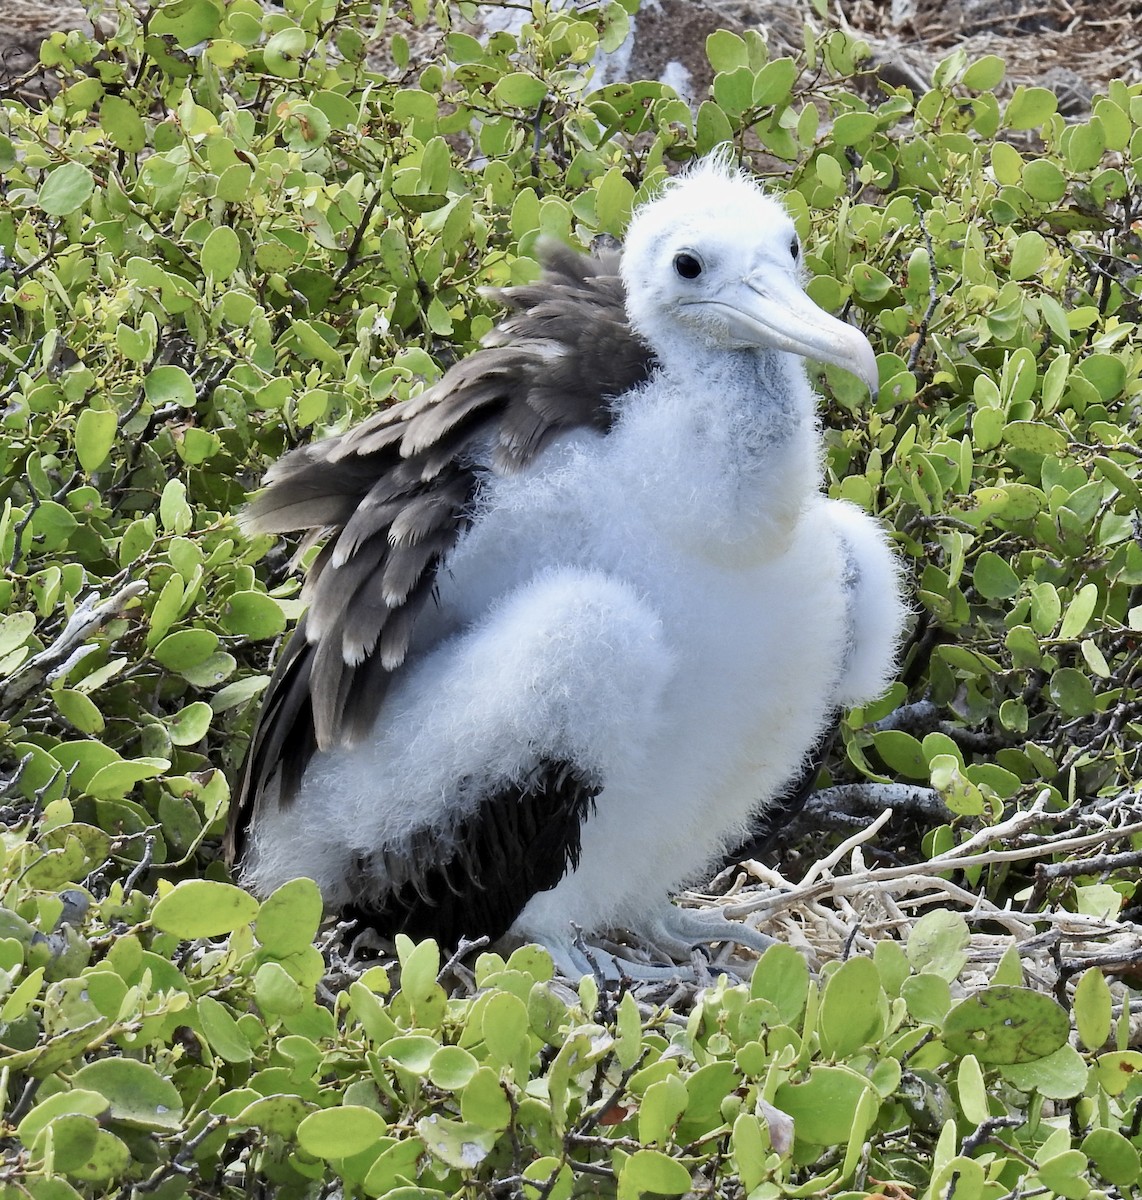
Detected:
left=225, top=155, right=908, bottom=978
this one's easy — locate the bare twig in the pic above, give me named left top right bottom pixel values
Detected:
left=907, top=200, right=940, bottom=373
left=1, top=580, right=147, bottom=711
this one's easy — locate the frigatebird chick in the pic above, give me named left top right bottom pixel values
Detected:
left=227, top=156, right=907, bottom=978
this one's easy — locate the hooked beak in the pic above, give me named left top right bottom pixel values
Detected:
left=695, top=270, right=879, bottom=398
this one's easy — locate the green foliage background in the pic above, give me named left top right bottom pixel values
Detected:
left=0, top=0, right=1139, bottom=1195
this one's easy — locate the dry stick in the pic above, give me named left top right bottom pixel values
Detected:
left=736, top=791, right=1141, bottom=929
left=1035, top=848, right=1142, bottom=879
left=796, top=807, right=894, bottom=888
left=0, top=580, right=147, bottom=710
left=908, top=199, right=940, bottom=373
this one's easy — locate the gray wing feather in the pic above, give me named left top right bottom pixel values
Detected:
left=225, top=239, right=652, bottom=866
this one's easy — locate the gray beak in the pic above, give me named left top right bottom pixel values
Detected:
left=707, top=270, right=879, bottom=398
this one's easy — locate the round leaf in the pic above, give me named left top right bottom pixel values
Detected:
left=202, top=225, right=242, bottom=280
left=617, top=1149, right=693, bottom=1199
left=256, top=877, right=324, bottom=957
left=152, top=879, right=259, bottom=937
left=298, top=1105, right=388, bottom=1159
left=70, top=1058, right=183, bottom=1130
left=74, top=407, right=118, bottom=473
left=773, top=1065, right=874, bottom=1146
left=943, top=986, right=1070, bottom=1064
left=39, top=162, right=95, bottom=216
left=220, top=591, right=286, bottom=638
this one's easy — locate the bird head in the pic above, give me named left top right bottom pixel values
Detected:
left=620, top=156, right=878, bottom=396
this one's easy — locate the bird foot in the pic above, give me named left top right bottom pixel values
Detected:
left=533, top=905, right=774, bottom=983
left=636, top=903, right=775, bottom=961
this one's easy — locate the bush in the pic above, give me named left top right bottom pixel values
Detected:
left=0, top=0, right=1139, bottom=1196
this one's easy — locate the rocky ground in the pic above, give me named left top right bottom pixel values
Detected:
left=2, top=0, right=1140, bottom=108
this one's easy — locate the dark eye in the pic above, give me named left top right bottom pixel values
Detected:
left=673, top=252, right=703, bottom=280
left=790, top=237, right=800, bottom=261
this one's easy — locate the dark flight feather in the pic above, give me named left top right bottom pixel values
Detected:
left=224, top=240, right=653, bottom=868
left=343, top=760, right=601, bottom=947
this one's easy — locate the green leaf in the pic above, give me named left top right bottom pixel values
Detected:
left=150, top=0, right=223, bottom=45
left=638, top=1074, right=688, bottom=1144
left=1081, top=1129, right=1140, bottom=1187
left=152, top=879, right=259, bottom=937
left=850, top=262, right=892, bottom=301
left=1008, top=231, right=1046, bottom=280
left=380, top=1034, right=440, bottom=1074
left=1059, top=583, right=1098, bottom=640
left=1022, top=159, right=1067, bottom=202
left=100, top=94, right=146, bottom=152
left=872, top=730, right=927, bottom=779
left=38, top=162, right=95, bottom=216
left=236, top=1094, right=313, bottom=1137
left=16, top=1090, right=109, bottom=1144
left=705, top=30, right=748, bottom=72
left=750, top=942, right=808, bottom=1023
left=255, top=877, right=324, bottom=958
left=428, top=1045, right=479, bottom=1090
left=166, top=700, right=212, bottom=745
left=69, top=1058, right=183, bottom=1130
left=86, top=756, right=171, bottom=800
left=54, top=688, right=105, bottom=734
left=773, top=1065, right=874, bottom=1147
left=752, top=57, right=796, bottom=107
left=68, top=1128, right=132, bottom=1182
left=831, top=111, right=878, bottom=147
left=298, top=1105, right=388, bottom=1159
left=1003, top=420, right=1066, bottom=456
left=209, top=673, right=268, bottom=710
left=1005, top=86, right=1057, bottom=130
left=944, top=987, right=1070, bottom=1064
left=202, top=225, right=242, bottom=280
left=219, top=590, right=286, bottom=639
left=197, top=996, right=255, bottom=1062
left=962, top=54, right=1005, bottom=90
left=145, top=364, right=196, bottom=408
left=1093, top=455, right=1142, bottom=510
left=695, top=101, right=733, bottom=156
left=1036, top=1148, right=1093, bottom=1199
left=906, top=910, right=970, bottom=981
left=595, top=166, right=635, bottom=236
left=254, top=960, right=304, bottom=1014
left=493, top=72, right=546, bottom=108
left=74, top=407, right=118, bottom=473
left=901, top=973, right=952, bottom=1026
left=459, top=1064, right=512, bottom=1130
left=1096, top=1051, right=1142, bottom=1095
left=617, top=1149, right=693, bottom=1200
left=1001, top=1043, right=1090, bottom=1099
left=1073, top=967, right=1113, bottom=1052
left=1049, top=667, right=1096, bottom=718
left=714, top=67, right=753, bottom=117
left=973, top=552, right=1020, bottom=600
left=819, top=956, right=882, bottom=1055
left=417, top=1114, right=497, bottom=1169
left=152, top=629, right=219, bottom=670
left=263, top=26, right=306, bottom=77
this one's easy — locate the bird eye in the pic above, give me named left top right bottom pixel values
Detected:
left=673, top=252, right=703, bottom=280
left=790, top=237, right=800, bottom=261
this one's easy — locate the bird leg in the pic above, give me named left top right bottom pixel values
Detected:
left=540, top=930, right=697, bottom=982
left=634, top=903, right=776, bottom=960
left=533, top=905, right=775, bottom=982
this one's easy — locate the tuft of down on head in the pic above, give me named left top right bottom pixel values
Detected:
left=620, top=157, right=800, bottom=355
left=619, top=154, right=879, bottom=394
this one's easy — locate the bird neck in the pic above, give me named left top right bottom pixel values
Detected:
left=652, top=344, right=815, bottom=452
left=614, top=347, right=822, bottom=563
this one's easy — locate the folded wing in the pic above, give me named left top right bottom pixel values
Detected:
left=225, top=242, right=653, bottom=864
